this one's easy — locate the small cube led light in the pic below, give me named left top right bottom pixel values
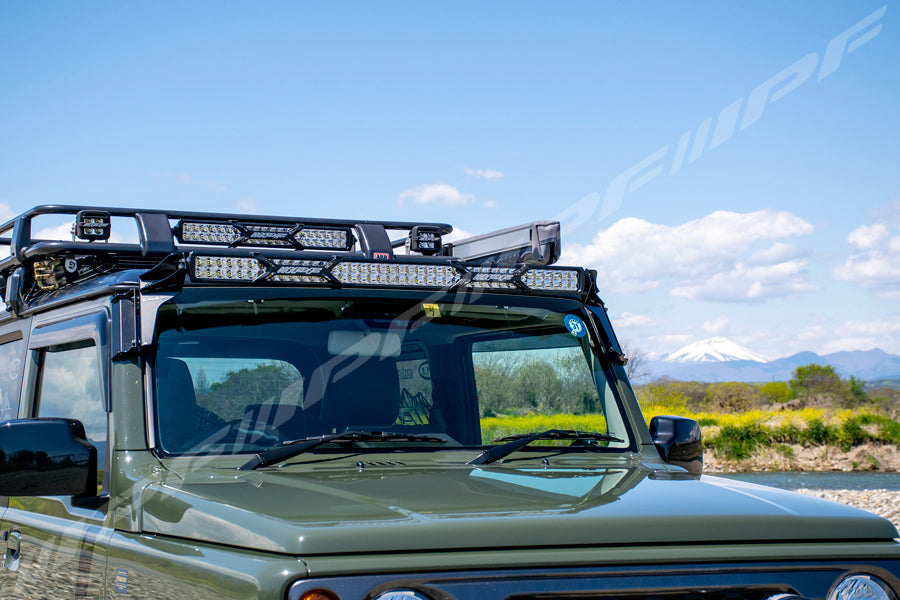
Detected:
left=75, top=210, right=111, bottom=241
left=408, top=226, right=443, bottom=256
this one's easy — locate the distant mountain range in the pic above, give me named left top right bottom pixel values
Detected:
left=644, top=337, right=900, bottom=383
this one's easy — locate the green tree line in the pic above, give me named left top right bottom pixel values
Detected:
left=637, top=363, right=899, bottom=418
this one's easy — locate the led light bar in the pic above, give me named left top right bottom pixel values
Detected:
left=193, top=256, right=265, bottom=281
left=333, top=262, right=460, bottom=288
left=188, top=254, right=584, bottom=294
left=521, top=267, right=580, bottom=291
left=177, top=220, right=354, bottom=251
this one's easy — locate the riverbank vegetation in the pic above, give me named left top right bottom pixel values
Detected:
left=478, top=362, right=900, bottom=471
left=635, top=364, right=900, bottom=469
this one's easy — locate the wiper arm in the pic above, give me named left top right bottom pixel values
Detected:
left=467, top=429, right=624, bottom=466
left=238, top=430, right=447, bottom=471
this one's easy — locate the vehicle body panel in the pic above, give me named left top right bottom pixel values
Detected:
left=138, top=460, right=899, bottom=556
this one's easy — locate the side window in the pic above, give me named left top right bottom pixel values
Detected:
left=0, top=334, right=25, bottom=422
left=34, top=340, right=107, bottom=450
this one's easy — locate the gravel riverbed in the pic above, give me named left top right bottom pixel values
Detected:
left=796, top=488, right=900, bottom=532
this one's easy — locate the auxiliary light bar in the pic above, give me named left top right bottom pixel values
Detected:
left=176, top=220, right=353, bottom=251
left=189, top=254, right=583, bottom=293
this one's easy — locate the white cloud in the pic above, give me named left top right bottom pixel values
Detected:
left=702, top=316, right=730, bottom=335
left=834, top=222, right=900, bottom=298
left=836, top=315, right=900, bottom=339
left=444, top=227, right=474, bottom=243
left=237, top=198, right=258, bottom=213
left=671, top=259, right=815, bottom=302
left=642, top=333, right=694, bottom=359
left=614, top=312, right=654, bottom=328
left=464, top=167, right=504, bottom=181
left=749, top=242, right=803, bottom=265
left=176, top=172, right=192, bottom=185
left=561, top=209, right=814, bottom=302
left=846, top=224, right=889, bottom=250
left=398, top=183, right=476, bottom=208
left=0, top=203, right=14, bottom=223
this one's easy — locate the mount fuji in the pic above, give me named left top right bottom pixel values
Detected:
left=663, top=337, right=767, bottom=364
left=642, top=337, right=900, bottom=383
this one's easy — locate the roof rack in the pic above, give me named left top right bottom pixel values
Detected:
left=1, top=205, right=578, bottom=315
left=0, top=205, right=454, bottom=268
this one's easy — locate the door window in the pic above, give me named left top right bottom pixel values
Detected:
left=0, top=335, right=24, bottom=422
left=34, top=340, right=107, bottom=450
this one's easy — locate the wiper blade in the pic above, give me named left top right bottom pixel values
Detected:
left=467, top=429, right=624, bottom=466
left=238, top=430, right=447, bottom=471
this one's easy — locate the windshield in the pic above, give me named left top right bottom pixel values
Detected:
left=151, top=291, right=633, bottom=457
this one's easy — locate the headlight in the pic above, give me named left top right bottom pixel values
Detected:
left=828, top=575, right=897, bottom=600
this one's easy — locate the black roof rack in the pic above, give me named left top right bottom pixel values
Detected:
left=0, top=205, right=453, bottom=270
left=1, top=205, right=581, bottom=317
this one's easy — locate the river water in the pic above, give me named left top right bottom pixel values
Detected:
left=719, top=471, right=900, bottom=491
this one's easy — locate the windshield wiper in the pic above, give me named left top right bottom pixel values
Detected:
left=467, top=429, right=624, bottom=466
left=238, top=431, right=447, bottom=470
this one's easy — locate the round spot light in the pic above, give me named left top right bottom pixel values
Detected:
left=828, top=575, right=897, bottom=600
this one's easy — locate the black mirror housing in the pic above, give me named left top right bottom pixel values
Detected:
left=0, top=418, right=97, bottom=497
left=650, top=415, right=702, bottom=476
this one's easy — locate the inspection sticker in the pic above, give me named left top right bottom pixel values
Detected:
left=115, top=568, right=128, bottom=593
left=564, top=315, right=586, bottom=337
left=423, top=303, right=441, bottom=318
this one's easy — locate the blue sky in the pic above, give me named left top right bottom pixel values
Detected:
left=1, top=2, right=898, bottom=359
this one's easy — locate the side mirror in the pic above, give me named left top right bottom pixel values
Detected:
left=0, top=418, right=98, bottom=498
left=649, top=415, right=702, bottom=476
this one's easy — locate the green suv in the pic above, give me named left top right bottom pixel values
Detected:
left=0, top=206, right=897, bottom=600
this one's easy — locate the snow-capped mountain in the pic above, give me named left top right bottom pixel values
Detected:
left=642, top=339, right=900, bottom=384
left=663, top=337, right=767, bottom=364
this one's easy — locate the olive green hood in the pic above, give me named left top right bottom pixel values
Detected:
left=139, top=460, right=898, bottom=555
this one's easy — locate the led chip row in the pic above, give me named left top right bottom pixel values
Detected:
left=295, top=228, right=349, bottom=250
left=333, top=262, right=460, bottom=288
left=182, top=223, right=242, bottom=244
left=193, top=256, right=264, bottom=281
left=522, top=268, right=580, bottom=291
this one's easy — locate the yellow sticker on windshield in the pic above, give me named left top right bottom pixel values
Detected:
left=423, top=303, right=441, bottom=318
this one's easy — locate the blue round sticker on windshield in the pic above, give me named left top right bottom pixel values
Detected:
left=564, top=314, right=587, bottom=337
